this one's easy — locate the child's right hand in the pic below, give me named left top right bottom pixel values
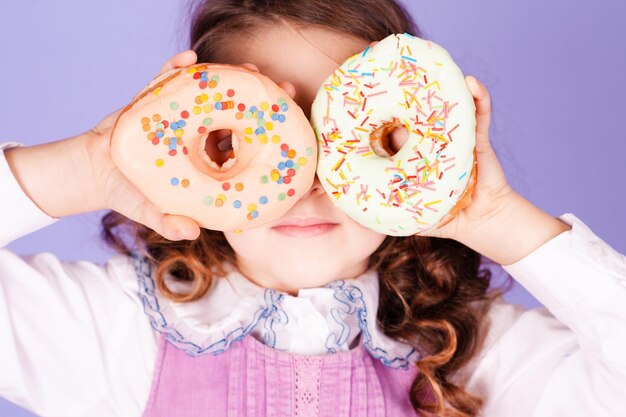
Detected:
left=85, top=50, right=203, bottom=241
left=5, top=51, right=202, bottom=241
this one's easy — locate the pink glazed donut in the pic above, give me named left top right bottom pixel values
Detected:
left=110, top=64, right=317, bottom=231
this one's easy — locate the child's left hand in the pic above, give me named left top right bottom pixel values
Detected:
left=416, top=77, right=571, bottom=265
left=418, top=76, right=516, bottom=242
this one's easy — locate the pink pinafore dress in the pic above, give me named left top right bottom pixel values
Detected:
left=133, top=254, right=425, bottom=417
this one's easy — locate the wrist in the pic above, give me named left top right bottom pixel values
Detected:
left=456, top=192, right=571, bottom=265
left=4, top=133, right=104, bottom=218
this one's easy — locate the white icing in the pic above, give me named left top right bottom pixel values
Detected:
left=311, top=33, right=476, bottom=236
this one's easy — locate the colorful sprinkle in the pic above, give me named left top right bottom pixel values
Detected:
left=215, top=194, right=226, bottom=207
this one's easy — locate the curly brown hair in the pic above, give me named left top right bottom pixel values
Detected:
left=101, top=1, right=511, bottom=415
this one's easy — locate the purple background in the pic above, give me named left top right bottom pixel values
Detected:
left=1, top=0, right=624, bottom=415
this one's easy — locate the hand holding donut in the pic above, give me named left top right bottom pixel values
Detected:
left=418, top=75, right=516, bottom=241
left=85, top=51, right=204, bottom=241
left=309, top=34, right=572, bottom=265
left=420, top=77, right=571, bottom=265
left=308, top=32, right=565, bottom=265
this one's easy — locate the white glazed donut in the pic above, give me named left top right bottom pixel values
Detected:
left=311, top=33, right=477, bottom=236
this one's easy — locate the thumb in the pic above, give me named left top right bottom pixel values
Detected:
left=109, top=176, right=201, bottom=241
left=131, top=202, right=201, bottom=241
left=465, top=75, right=492, bottom=155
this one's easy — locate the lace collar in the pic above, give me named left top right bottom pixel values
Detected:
left=132, top=254, right=418, bottom=369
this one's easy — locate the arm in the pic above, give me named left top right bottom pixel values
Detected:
left=465, top=213, right=626, bottom=416
left=0, top=142, right=58, bottom=247
left=0, top=51, right=200, bottom=416
left=0, top=144, right=157, bottom=416
left=3, top=50, right=202, bottom=243
left=455, top=192, right=572, bottom=266
left=420, top=76, right=571, bottom=265
left=434, top=77, right=626, bottom=415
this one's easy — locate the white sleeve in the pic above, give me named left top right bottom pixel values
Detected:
left=0, top=142, right=58, bottom=247
left=465, top=213, right=626, bottom=417
left=0, top=142, right=157, bottom=417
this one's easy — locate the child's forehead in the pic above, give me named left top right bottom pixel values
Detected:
left=224, top=22, right=370, bottom=114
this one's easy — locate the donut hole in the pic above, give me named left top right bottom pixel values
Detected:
left=388, top=127, right=409, bottom=154
left=201, top=129, right=237, bottom=170
left=369, top=118, right=409, bottom=157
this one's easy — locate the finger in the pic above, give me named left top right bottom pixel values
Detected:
left=277, top=81, right=296, bottom=99
left=91, top=108, right=122, bottom=136
left=240, top=62, right=260, bottom=72
left=465, top=75, right=492, bottom=151
left=464, top=76, right=507, bottom=189
left=161, top=213, right=201, bottom=240
left=126, top=198, right=201, bottom=241
left=110, top=179, right=201, bottom=240
left=158, top=50, right=198, bottom=75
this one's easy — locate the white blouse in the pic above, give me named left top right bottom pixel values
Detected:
left=1, top=141, right=625, bottom=417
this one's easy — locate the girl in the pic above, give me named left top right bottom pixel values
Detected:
left=1, top=0, right=625, bottom=416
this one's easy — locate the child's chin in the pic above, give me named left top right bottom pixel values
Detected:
left=269, top=260, right=367, bottom=292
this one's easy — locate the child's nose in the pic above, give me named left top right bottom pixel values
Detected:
left=312, top=174, right=324, bottom=192
left=301, top=174, right=325, bottom=200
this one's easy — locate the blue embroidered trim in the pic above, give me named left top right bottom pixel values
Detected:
left=326, top=280, right=417, bottom=370
left=132, top=253, right=416, bottom=368
left=133, top=253, right=286, bottom=357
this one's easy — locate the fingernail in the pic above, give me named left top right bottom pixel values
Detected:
left=180, top=228, right=199, bottom=240
left=176, top=229, right=190, bottom=240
